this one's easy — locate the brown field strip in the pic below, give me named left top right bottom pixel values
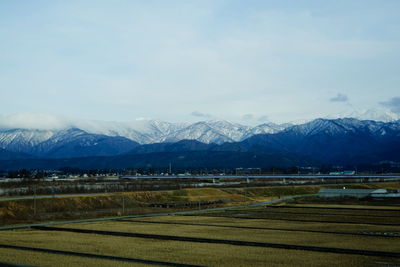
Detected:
left=191, top=214, right=400, bottom=226
left=195, top=207, right=400, bottom=225
left=134, top=215, right=400, bottom=234
left=232, top=208, right=400, bottom=218
left=116, top=219, right=400, bottom=237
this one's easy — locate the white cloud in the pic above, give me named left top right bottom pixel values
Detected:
left=380, top=97, right=400, bottom=114
left=0, top=113, right=71, bottom=130
left=0, top=1, right=399, bottom=123
left=190, top=111, right=212, bottom=118
left=330, top=93, right=348, bottom=102
left=242, top=114, right=254, bottom=121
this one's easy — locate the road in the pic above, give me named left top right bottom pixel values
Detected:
left=121, top=174, right=400, bottom=179
left=0, top=193, right=112, bottom=202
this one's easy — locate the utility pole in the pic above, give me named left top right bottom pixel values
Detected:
left=198, top=195, right=201, bottom=210
left=122, top=195, right=125, bottom=215
left=33, top=187, right=37, bottom=216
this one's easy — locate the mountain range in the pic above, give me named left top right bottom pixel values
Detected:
left=0, top=119, right=289, bottom=156
left=0, top=115, right=399, bottom=170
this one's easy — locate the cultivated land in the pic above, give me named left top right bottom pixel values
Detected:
left=0, top=182, right=399, bottom=266
left=1, top=209, right=400, bottom=266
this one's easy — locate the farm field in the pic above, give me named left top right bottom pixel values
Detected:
left=0, top=203, right=399, bottom=266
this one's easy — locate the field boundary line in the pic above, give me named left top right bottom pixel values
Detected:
left=0, top=244, right=207, bottom=267
left=0, top=261, right=37, bottom=267
left=32, top=226, right=400, bottom=258
left=229, top=209, right=400, bottom=218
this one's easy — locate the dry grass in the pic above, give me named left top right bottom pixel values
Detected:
left=0, top=188, right=245, bottom=225
left=0, top=229, right=396, bottom=267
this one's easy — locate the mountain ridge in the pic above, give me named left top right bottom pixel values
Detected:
left=0, top=119, right=291, bottom=151
left=0, top=117, right=399, bottom=169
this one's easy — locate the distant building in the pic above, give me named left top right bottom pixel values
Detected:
left=329, top=172, right=343, bottom=175
left=328, top=170, right=355, bottom=175
left=379, top=161, right=400, bottom=168
left=235, top=168, right=261, bottom=175
left=318, top=188, right=400, bottom=198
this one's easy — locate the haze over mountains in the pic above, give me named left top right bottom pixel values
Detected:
left=0, top=111, right=399, bottom=170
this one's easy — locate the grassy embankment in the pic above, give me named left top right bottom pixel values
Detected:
left=0, top=182, right=399, bottom=226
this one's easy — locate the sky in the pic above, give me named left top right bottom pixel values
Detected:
left=0, top=0, right=399, bottom=125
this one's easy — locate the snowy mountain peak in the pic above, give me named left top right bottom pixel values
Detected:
left=0, top=115, right=399, bottom=161
left=1, top=112, right=399, bottom=154
left=0, top=128, right=57, bottom=153
left=285, top=117, right=400, bottom=137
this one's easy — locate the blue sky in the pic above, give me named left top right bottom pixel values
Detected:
left=1, top=0, right=399, bottom=124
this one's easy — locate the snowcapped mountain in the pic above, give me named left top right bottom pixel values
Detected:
left=0, top=128, right=140, bottom=158
left=241, top=122, right=290, bottom=140
left=0, top=115, right=291, bottom=147
left=0, top=115, right=399, bottom=168
left=73, top=118, right=189, bottom=144
left=243, top=118, right=400, bottom=164
left=34, top=128, right=140, bottom=158
left=286, top=118, right=400, bottom=137
left=159, top=120, right=251, bottom=144
left=155, top=120, right=295, bottom=144
left=0, top=112, right=399, bottom=162
left=0, top=129, right=57, bottom=154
